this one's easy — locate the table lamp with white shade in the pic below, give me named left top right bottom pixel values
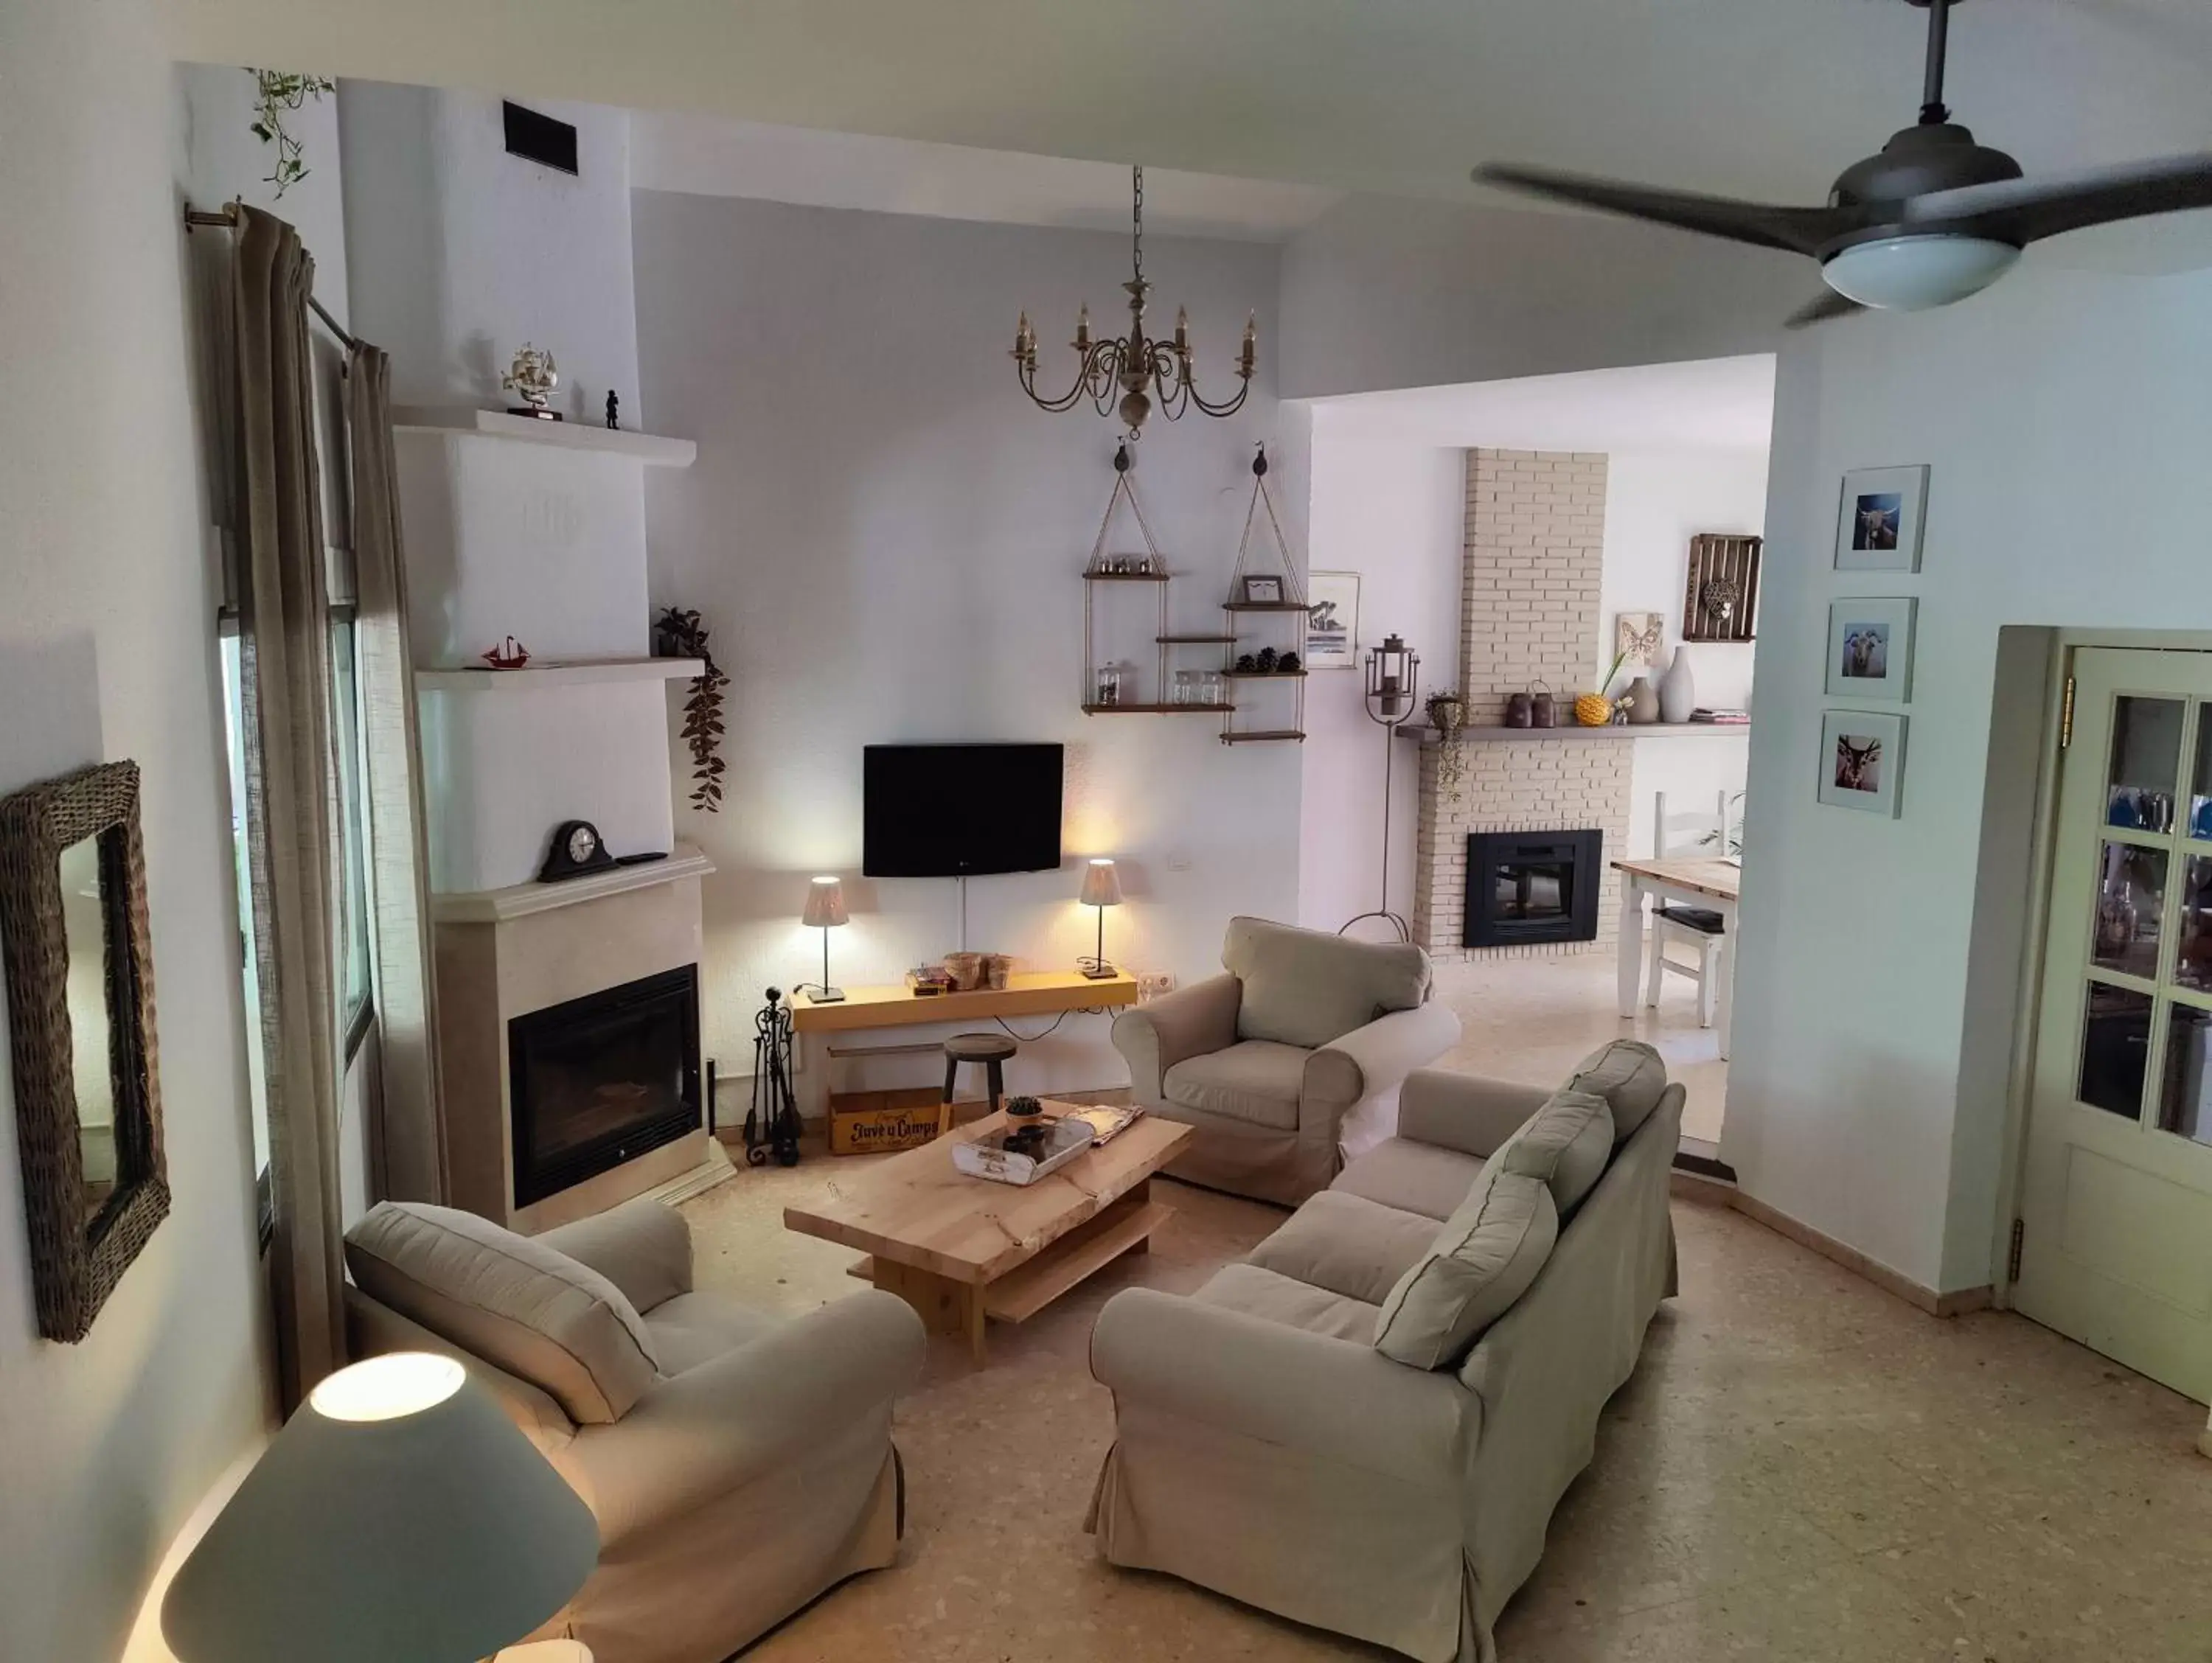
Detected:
left=801, top=874, right=849, bottom=1003
left=1078, top=857, right=1123, bottom=980
left=162, top=1352, right=599, bottom=1663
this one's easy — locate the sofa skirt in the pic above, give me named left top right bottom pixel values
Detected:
left=1086, top=1409, right=1486, bottom=1662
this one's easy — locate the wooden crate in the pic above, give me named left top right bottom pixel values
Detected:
left=828, top=1088, right=951, bottom=1156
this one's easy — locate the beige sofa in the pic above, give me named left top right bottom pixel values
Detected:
left=342, top=1195, right=925, bottom=1663
left=1110, top=916, right=1462, bottom=1204
left=1088, top=1040, right=1682, bottom=1663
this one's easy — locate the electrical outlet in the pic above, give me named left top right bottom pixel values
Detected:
left=1166, top=851, right=1192, bottom=872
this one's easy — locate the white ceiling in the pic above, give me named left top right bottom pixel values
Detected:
left=1310, top=355, right=1778, bottom=454
left=630, top=115, right=1342, bottom=241
left=176, top=0, right=2212, bottom=209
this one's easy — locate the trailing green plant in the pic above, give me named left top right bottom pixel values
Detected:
left=247, top=70, right=335, bottom=197
left=655, top=607, right=730, bottom=812
left=1425, top=688, right=1468, bottom=804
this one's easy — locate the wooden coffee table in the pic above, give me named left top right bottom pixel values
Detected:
left=783, top=1103, right=1192, bottom=1363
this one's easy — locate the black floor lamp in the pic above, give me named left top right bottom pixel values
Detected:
left=1340, top=633, right=1419, bottom=943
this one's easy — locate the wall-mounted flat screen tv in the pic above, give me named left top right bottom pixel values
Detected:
left=862, top=743, right=1064, bottom=877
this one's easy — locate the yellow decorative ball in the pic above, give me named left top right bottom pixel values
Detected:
left=1574, top=693, right=1613, bottom=727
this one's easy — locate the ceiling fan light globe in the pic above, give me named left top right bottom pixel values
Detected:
left=1820, top=234, right=2020, bottom=311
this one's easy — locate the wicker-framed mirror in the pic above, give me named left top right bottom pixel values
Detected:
left=0, top=761, right=167, bottom=1342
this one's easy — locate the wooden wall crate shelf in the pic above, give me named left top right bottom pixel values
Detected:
left=1082, top=702, right=1235, bottom=714
left=1221, top=729, right=1306, bottom=745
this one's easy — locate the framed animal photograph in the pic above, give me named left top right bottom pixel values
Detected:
left=1818, top=709, right=1907, bottom=817
left=1305, top=570, right=1360, bottom=669
left=1823, top=597, right=1916, bottom=701
left=1835, top=464, right=1929, bottom=571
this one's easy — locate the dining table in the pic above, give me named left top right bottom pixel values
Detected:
left=1610, top=855, right=1742, bottom=1059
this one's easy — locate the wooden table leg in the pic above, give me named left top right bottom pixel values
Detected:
left=869, top=1258, right=987, bottom=1364
left=1617, top=877, right=1646, bottom=1019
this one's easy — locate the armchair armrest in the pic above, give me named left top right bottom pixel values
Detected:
left=1302, top=1002, right=1464, bottom=1118
left=1397, top=1070, right=1551, bottom=1160
left=563, top=1290, right=925, bottom=1547
left=1112, top=973, right=1241, bottom=1100
left=1091, top=1288, right=1475, bottom=1487
left=537, top=1195, right=693, bottom=1314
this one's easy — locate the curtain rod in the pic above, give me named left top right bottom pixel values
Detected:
left=185, top=203, right=362, bottom=354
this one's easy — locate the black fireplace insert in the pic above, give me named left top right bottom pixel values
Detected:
left=508, top=964, right=701, bottom=1209
left=1464, top=829, right=1604, bottom=949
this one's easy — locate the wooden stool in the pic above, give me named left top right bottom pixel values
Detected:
left=942, top=1032, right=1018, bottom=1133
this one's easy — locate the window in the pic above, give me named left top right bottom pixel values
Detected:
left=218, top=604, right=378, bottom=1246
left=331, top=610, right=375, bottom=1052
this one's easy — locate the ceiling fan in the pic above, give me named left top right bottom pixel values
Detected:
left=1475, top=0, right=2212, bottom=327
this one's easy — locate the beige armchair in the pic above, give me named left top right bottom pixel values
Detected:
left=343, top=1195, right=925, bottom=1663
left=1112, top=916, right=1461, bottom=1204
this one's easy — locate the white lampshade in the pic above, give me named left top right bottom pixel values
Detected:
left=1821, top=234, right=2020, bottom=312
left=163, top=1353, right=599, bottom=1663
left=802, top=874, right=849, bottom=928
left=1080, top=857, right=1123, bottom=908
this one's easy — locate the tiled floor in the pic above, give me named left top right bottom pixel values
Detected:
left=1428, top=949, right=1728, bottom=1146
left=683, top=1158, right=2211, bottom=1662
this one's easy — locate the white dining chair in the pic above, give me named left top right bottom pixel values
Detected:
left=1646, top=789, right=1732, bottom=1025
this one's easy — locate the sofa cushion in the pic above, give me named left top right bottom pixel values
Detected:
left=1498, top=1090, right=1615, bottom=1215
left=1222, top=916, right=1430, bottom=1050
left=1372, top=1170, right=1558, bottom=1370
left=1245, top=1190, right=1441, bottom=1306
left=1192, top=1263, right=1381, bottom=1343
left=1162, top=1039, right=1307, bottom=1131
left=1331, top=1136, right=1485, bottom=1221
left=1567, top=1039, right=1669, bottom=1144
left=345, top=1201, right=661, bottom=1425
left=641, top=1290, right=776, bottom=1377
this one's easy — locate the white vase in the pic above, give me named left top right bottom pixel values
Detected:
left=1656, top=647, right=1697, bottom=725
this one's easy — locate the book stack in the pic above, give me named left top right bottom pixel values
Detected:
left=1689, top=707, right=1750, bottom=725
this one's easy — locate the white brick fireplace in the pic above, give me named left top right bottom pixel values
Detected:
left=1413, top=450, right=1632, bottom=961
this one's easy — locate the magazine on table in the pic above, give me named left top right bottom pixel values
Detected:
left=1060, top=1104, right=1145, bottom=1144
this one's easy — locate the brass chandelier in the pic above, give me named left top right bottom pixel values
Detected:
left=1012, top=164, right=1256, bottom=437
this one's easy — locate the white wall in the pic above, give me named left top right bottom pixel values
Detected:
left=1279, top=196, right=1806, bottom=401
left=1296, top=426, right=1463, bottom=935
left=1728, top=262, right=2212, bottom=1296
left=0, top=17, right=269, bottom=1662
left=342, top=83, right=676, bottom=891
left=633, top=191, right=1298, bottom=1090
left=1599, top=448, right=1767, bottom=858
left=338, top=82, right=639, bottom=419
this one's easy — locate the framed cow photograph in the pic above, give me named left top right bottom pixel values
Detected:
left=1818, top=709, right=1907, bottom=817
left=1834, top=464, right=1929, bottom=572
left=1823, top=596, right=1916, bottom=701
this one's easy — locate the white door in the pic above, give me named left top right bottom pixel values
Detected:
left=2017, top=647, right=2212, bottom=1403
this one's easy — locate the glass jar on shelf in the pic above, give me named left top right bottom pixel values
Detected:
left=1200, top=669, right=1225, bottom=707
left=1172, top=669, right=1196, bottom=705
left=1094, top=665, right=1123, bottom=708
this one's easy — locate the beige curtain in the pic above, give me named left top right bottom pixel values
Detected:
left=232, top=206, right=347, bottom=1408
left=347, top=344, right=448, bottom=1205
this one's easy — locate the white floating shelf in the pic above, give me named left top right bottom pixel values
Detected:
left=392, top=406, right=698, bottom=467
left=434, top=843, right=717, bottom=924
left=415, top=658, right=705, bottom=693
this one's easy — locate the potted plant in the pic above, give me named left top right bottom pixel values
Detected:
left=1425, top=689, right=1468, bottom=803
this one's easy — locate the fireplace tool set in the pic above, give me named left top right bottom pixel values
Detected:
left=745, top=988, right=803, bottom=1168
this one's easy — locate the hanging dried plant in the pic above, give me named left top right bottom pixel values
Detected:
left=246, top=70, right=336, bottom=198
left=655, top=608, right=729, bottom=813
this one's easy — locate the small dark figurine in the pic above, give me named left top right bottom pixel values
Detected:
left=1256, top=646, right=1279, bottom=673
left=1236, top=652, right=1259, bottom=672
left=605, top=389, right=621, bottom=430
left=1278, top=651, right=1301, bottom=673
